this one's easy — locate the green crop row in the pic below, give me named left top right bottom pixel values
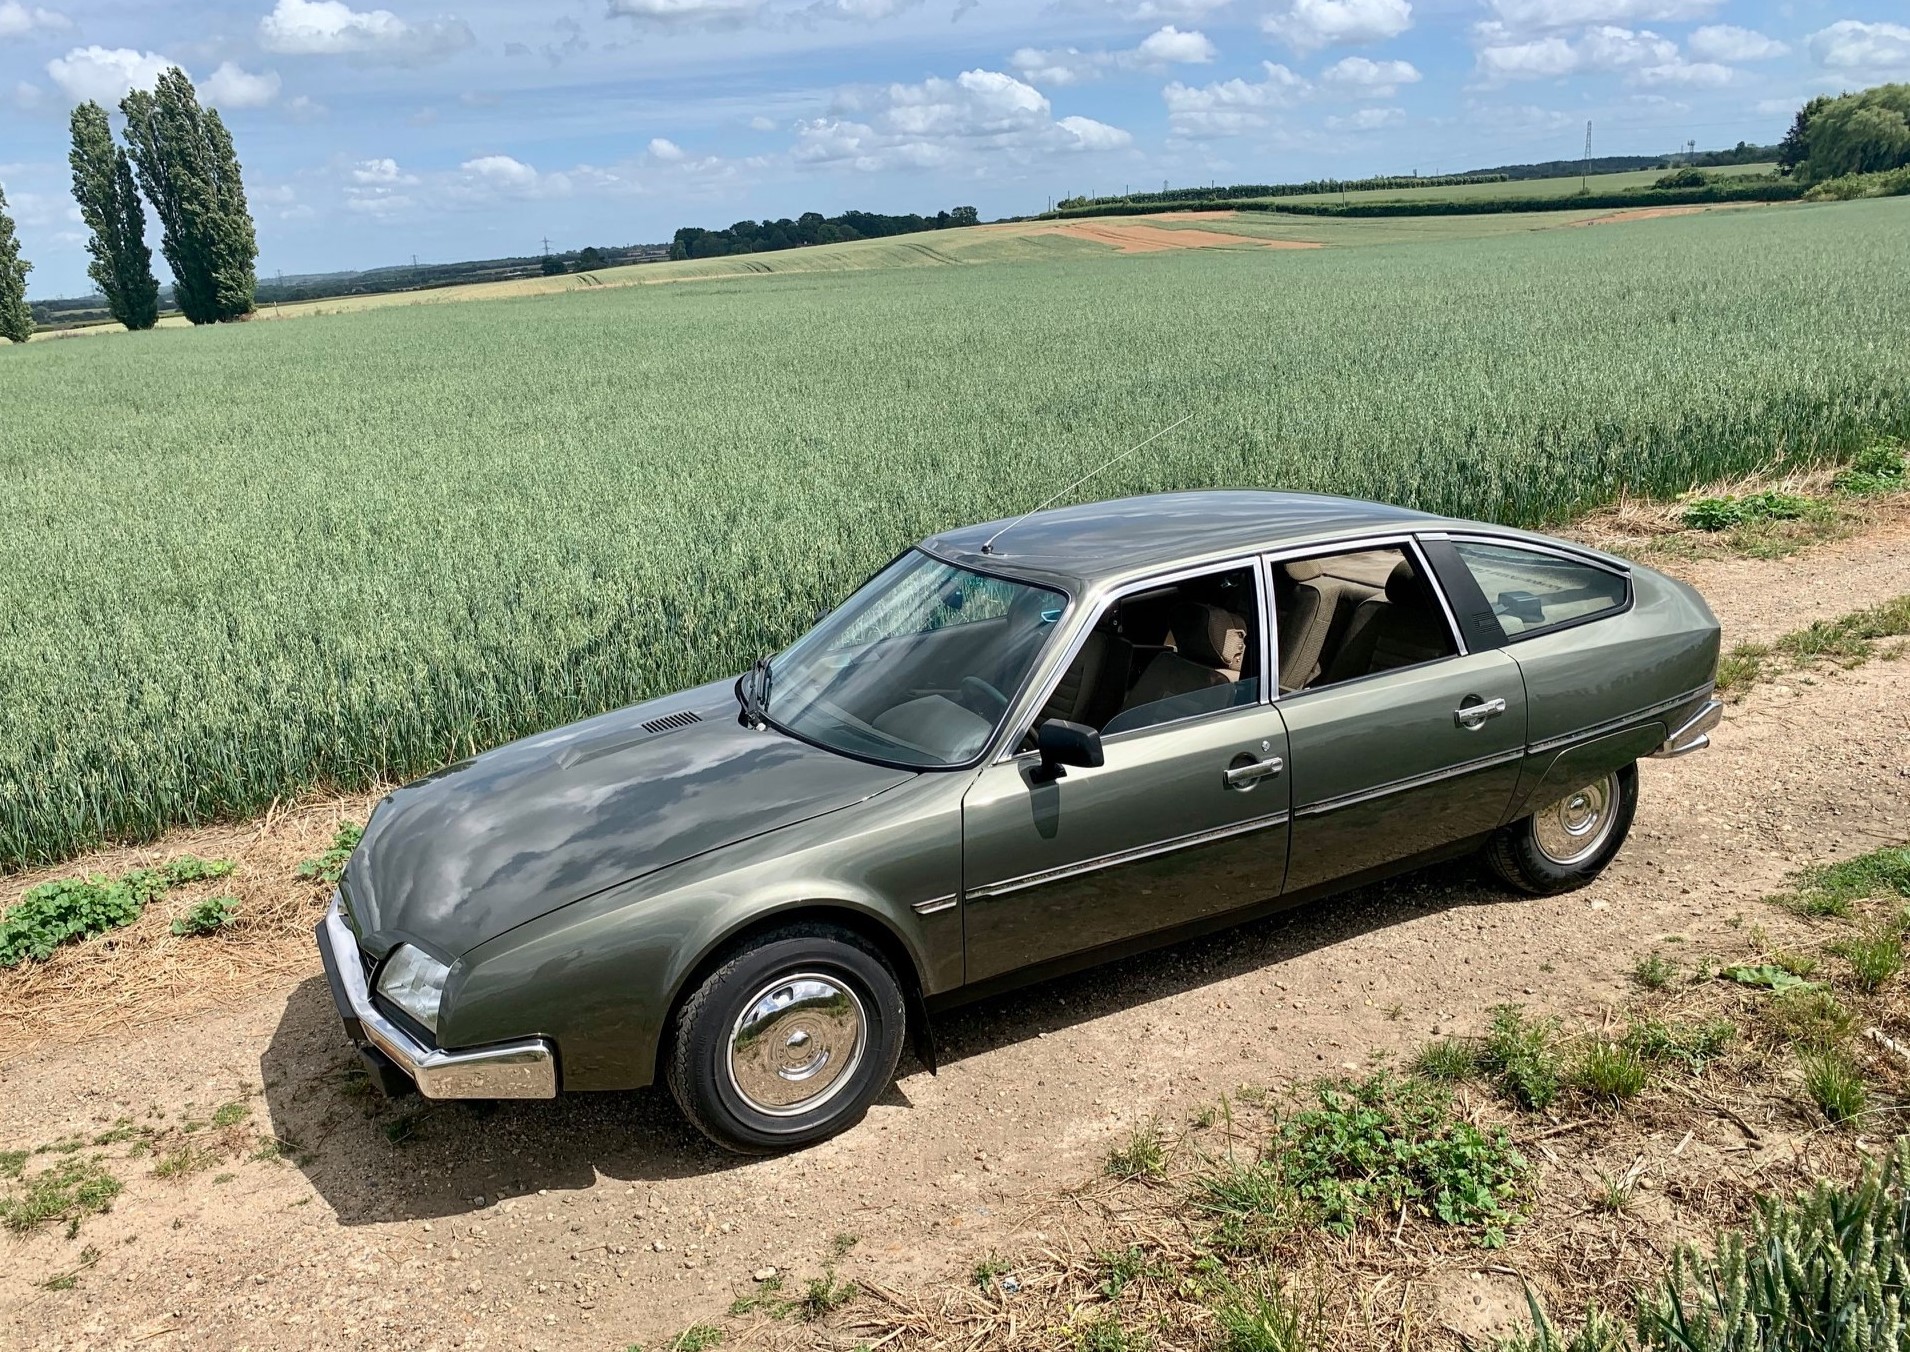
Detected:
left=1, top=198, right=1907, bottom=868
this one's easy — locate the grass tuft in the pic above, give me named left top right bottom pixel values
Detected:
left=1800, top=1048, right=1866, bottom=1125
left=1570, top=1042, right=1648, bottom=1104
left=0, top=1156, right=121, bottom=1233
left=1211, top=1273, right=1322, bottom=1352
left=1478, top=1005, right=1562, bottom=1111
left=1105, top=1120, right=1168, bottom=1183
left=1410, top=1037, right=1479, bottom=1082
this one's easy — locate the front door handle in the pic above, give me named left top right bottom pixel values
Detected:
left=1224, top=755, right=1284, bottom=789
left=1454, top=696, right=1508, bottom=730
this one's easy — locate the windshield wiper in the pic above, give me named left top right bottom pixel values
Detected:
left=738, top=654, right=773, bottom=728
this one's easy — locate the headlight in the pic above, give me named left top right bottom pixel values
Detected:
left=377, top=945, right=449, bottom=1035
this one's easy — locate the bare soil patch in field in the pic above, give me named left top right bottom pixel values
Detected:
left=3, top=524, right=1909, bottom=1350
left=1568, top=203, right=1771, bottom=228
left=1044, top=219, right=1324, bottom=253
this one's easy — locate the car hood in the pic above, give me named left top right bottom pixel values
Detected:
left=343, top=680, right=914, bottom=957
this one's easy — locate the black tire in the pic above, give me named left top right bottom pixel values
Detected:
left=1485, top=762, right=1639, bottom=897
left=666, top=923, right=906, bottom=1154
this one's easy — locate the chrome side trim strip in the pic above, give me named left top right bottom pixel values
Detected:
left=967, top=810, right=1291, bottom=901
left=1293, top=747, right=1526, bottom=819
left=1527, top=684, right=1714, bottom=757
left=1652, top=698, right=1723, bottom=759
left=911, top=894, right=959, bottom=916
left=321, top=897, right=557, bottom=1100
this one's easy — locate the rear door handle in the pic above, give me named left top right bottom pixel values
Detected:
left=1224, top=756, right=1284, bottom=788
left=1454, top=697, right=1507, bottom=730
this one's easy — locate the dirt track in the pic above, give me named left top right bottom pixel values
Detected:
left=3, top=519, right=1909, bottom=1351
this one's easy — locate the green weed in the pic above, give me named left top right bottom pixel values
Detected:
left=171, top=895, right=240, bottom=937
left=1210, top=1274, right=1321, bottom=1352
left=1765, top=988, right=1857, bottom=1051
left=1479, top=1006, right=1562, bottom=1111
left=151, top=1146, right=218, bottom=1179
left=0, top=856, right=234, bottom=967
left=1632, top=953, right=1676, bottom=990
left=297, top=823, right=364, bottom=887
left=1074, top=1314, right=1143, bottom=1351
left=1833, top=441, right=1907, bottom=495
left=971, top=1253, right=1011, bottom=1290
left=1624, top=1017, right=1735, bottom=1071
left=1410, top=1037, right=1478, bottom=1082
left=797, top=1270, right=856, bottom=1320
left=1104, top=1120, right=1167, bottom=1183
left=1570, top=1043, right=1648, bottom=1104
left=0, top=1157, right=121, bottom=1232
left=1800, top=1049, right=1866, bottom=1125
left=1095, top=1245, right=1161, bottom=1300
left=1777, top=846, right=1910, bottom=918
left=1831, top=930, right=1903, bottom=992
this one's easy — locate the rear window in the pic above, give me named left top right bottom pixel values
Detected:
left=1451, top=541, right=1628, bottom=639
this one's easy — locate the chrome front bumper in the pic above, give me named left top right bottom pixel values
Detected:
left=1652, top=698, right=1723, bottom=759
left=318, top=897, right=557, bottom=1100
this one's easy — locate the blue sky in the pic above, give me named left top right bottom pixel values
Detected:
left=2, top=0, right=1906, bottom=296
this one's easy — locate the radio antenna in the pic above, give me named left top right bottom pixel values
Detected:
left=979, top=412, right=1194, bottom=555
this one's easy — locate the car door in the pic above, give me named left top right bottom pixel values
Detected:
left=1274, top=538, right=1528, bottom=896
left=961, top=562, right=1292, bottom=984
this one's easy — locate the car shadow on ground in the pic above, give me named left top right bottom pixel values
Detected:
left=260, top=856, right=1521, bottom=1225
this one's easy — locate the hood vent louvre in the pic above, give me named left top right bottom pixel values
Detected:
left=641, top=710, right=703, bottom=735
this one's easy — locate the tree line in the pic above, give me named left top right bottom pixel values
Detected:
left=669, top=207, right=980, bottom=261
left=0, top=67, right=258, bottom=343
left=1779, top=84, right=1910, bottom=189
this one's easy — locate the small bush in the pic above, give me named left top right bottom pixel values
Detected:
left=1800, top=1049, right=1866, bottom=1125
left=1479, top=1005, right=1562, bottom=1110
left=1834, top=441, right=1907, bottom=495
left=1632, top=953, right=1675, bottom=989
left=797, top=1269, right=855, bottom=1320
left=171, top=895, right=240, bottom=937
left=1655, top=166, right=1709, bottom=189
left=1680, top=496, right=1743, bottom=531
left=297, top=822, right=364, bottom=887
left=1411, top=1037, right=1478, bottom=1082
left=1571, top=1042, right=1648, bottom=1104
left=1075, top=1314, right=1142, bottom=1352
left=0, top=856, right=234, bottom=967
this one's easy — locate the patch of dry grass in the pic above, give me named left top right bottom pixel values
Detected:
left=0, top=790, right=381, bottom=1059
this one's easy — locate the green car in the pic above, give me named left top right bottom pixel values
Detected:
left=317, top=491, right=1721, bottom=1152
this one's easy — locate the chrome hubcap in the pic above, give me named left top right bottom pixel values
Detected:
left=1533, top=773, right=1619, bottom=866
left=727, top=973, right=866, bottom=1117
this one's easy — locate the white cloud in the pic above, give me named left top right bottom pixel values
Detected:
left=748, top=114, right=776, bottom=131
left=1011, top=25, right=1216, bottom=87
left=1475, top=23, right=1694, bottom=82
left=45, top=46, right=174, bottom=103
left=1686, top=25, right=1787, bottom=62
left=286, top=93, right=327, bottom=119
left=12, top=79, right=41, bottom=107
left=0, top=1, right=69, bottom=38
left=793, top=68, right=1130, bottom=172
left=350, top=156, right=414, bottom=184
left=1163, top=61, right=1311, bottom=136
left=1056, top=114, right=1133, bottom=149
left=604, top=0, right=919, bottom=23
left=260, top=0, right=475, bottom=64
left=1631, top=58, right=1733, bottom=86
left=459, top=154, right=549, bottom=193
left=1136, top=25, right=1218, bottom=64
left=606, top=0, right=765, bottom=18
left=648, top=136, right=685, bottom=161
left=1326, top=105, right=1405, bottom=130
left=1478, top=0, right=1718, bottom=32
left=1807, top=20, right=1910, bottom=78
left=1263, top=0, right=1412, bottom=53
left=201, top=61, right=281, bottom=108
left=1320, top=55, right=1421, bottom=96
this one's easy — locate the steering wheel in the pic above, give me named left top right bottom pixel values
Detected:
left=959, top=676, right=1009, bottom=721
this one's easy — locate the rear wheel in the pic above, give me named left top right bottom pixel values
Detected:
left=1485, top=764, right=1638, bottom=896
left=666, top=924, right=906, bottom=1154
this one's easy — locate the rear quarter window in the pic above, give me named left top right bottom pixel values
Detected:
left=1452, top=541, right=1628, bottom=639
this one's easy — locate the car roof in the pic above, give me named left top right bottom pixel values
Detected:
left=920, top=490, right=1449, bottom=593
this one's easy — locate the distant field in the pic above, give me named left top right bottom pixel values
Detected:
left=1265, top=163, right=1778, bottom=204
left=2, top=197, right=1906, bottom=867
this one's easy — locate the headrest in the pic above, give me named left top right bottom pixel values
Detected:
left=1285, top=559, right=1325, bottom=582
left=1385, top=559, right=1422, bottom=605
left=1172, top=602, right=1248, bottom=671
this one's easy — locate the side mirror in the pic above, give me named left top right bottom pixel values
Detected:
left=1031, top=719, right=1104, bottom=784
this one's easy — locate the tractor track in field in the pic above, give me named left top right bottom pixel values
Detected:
left=3, top=513, right=1909, bottom=1351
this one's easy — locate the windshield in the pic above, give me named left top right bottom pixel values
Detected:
left=763, top=551, right=1067, bottom=769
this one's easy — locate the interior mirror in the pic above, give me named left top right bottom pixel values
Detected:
left=1031, top=719, right=1103, bottom=784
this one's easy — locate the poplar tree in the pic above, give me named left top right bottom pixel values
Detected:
left=119, top=68, right=257, bottom=324
left=69, top=101, right=160, bottom=331
left=0, top=185, right=32, bottom=344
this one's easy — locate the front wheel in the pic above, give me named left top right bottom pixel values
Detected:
left=666, top=924, right=906, bottom=1154
left=1485, top=764, right=1638, bottom=896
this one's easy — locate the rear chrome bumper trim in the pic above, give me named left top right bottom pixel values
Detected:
left=319, top=896, right=557, bottom=1100
left=1652, top=698, right=1723, bottom=759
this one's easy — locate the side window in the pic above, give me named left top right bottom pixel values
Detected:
left=1271, top=546, right=1458, bottom=693
left=1451, top=542, right=1628, bottom=639
left=1022, top=564, right=1262, bottom=745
